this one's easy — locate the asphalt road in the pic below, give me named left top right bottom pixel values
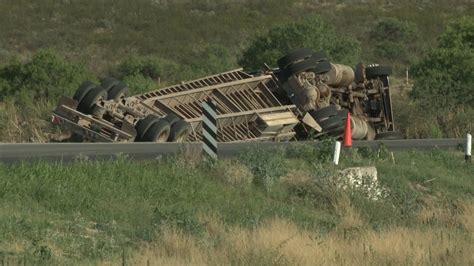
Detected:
left=0, top=139, right=465, bottom=163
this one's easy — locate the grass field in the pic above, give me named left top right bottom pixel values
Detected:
left=0, top=1, right=472, bottom=143
left=0, top=145, right=472, bottom=265
left=0, top=3, right=473, bottom=263
left=1, top=0, right=472, bottom=74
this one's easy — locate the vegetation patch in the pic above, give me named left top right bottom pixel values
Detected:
left=0, top=147, right=472, bottom=264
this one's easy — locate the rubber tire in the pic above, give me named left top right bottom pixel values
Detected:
left=310, top=105, right=338, bottom=122
left=108, top=83, right=129, bottom=101
left=366, top=65, right=392, bottom=79
left=313, top=60, right=332, bottom=75
left=338, top=109, right=349, bottom=120
left=319, top=115, right=344, bottom=130
left=275, top=70, right=290, bottom=83
left=168, top=120, right=191, bottom=142
left=135, top=115, right=160, bottom=141
left=311, top=50, right=328, bottom=62
left=100, top=77, right=120, bottom=92
left=326, top=124, right=345, bottom=137
left=375, top=131, right=404, bottom=140
left=77, top=87, right=108, bottom=114
left=142, top=119, right=171, bottom=142
left=324, top=110, right=349, bottom=136
left=165, top=113, right=180, bottom=125
left=277, top=48, right=314, bottom=70
left=73, top=81, right=96, bottom=104
left=287, top=58, right=318, bottom=76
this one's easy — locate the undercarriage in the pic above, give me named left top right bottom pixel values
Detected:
left=52, top=48, right=402, bottom=143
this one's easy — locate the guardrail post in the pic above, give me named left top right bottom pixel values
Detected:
left=202, top=100, right=218, bottom=160
left=333, top=141, right=341, bottom=165
left=466, top=133, right=472, bottom=163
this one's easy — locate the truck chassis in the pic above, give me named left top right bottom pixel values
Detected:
left=52, top=48, right=401, bottom=143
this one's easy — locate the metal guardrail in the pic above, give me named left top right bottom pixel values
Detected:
left=0, top=139, right=465, bottom=163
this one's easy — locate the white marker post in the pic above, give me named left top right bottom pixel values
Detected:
left=466, top=133, right=472, bottom=163
left=333, top=141, right=342, bottom=165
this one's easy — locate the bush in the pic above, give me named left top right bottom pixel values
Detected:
left=393, top=93, right=472, bottom=138
left=438, top=16, right=474, bottom=49
left=285, top=139, right=335, bottom=163
left=121, top=73, right=159, bottom=95
left=283, top=163, right=340, bottom=210
left=113, top=55, right=183, bottom=94
left=238, top=148, right=287, bottom=191
left=404, top=17, right=474, bottom=138
left=374, top=42, right=406, bottom=62
left=239, top=16, right=361, bottom=70
left=369, top=17, right=418, bottom=44
left=0, top=77, right=10, bottom=97
left=116, top=55, right=180, bottom=82
left=0, top=50, right=90, bottom=101
left=369, top=18, right=419, bottom=65
left=182, top=44, right=237, bottom=77
left=411, top=17, right=474, bottom=110
left=115, top=45, right=236, bottom=91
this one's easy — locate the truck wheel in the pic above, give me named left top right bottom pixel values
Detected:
left=275, top=70, right=290, bottom=83
left=375, top=131, right=404, bottom=140
left=135, top=115, right=160, bottom=141
left=311, top=50, right=328, bottom=62
left=366, top=65, right=392, bottom=79
left=319, top=115, right=344, bottom=130
left=277, top=48, right=314, bottom=70
left=73, top=81, right=96, bottom=104
left=142, top=119, right=171, bottom=142
left=164, top=113, right=180, bottom=125
left=287, top=58, right=318, bottom=76
left=310, top=105, right=338, bottom=122
left=168, top=120, right=191, bottom=142
left=108, top=83, right=129, bottom=102
left=77, top=87, right=108, bottom=114
left=313, top=60, right=332, bottom=75
left=100, top=77, right=120, bottom=91
left=337, top=109, right=349, bottom=119
left=326, top=124, right=345, bottom=137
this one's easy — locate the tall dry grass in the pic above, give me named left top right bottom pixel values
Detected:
left=0, top=100, right=58, bottom=143
left=129, top=201, right=474, bottom=266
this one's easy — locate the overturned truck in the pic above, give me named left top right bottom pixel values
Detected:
left=52, top=48, right=402, bottom=143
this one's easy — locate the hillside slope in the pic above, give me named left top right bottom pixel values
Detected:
left=0, top=147, right=472, bottom=264
left=1, top=0, right=472, bottom=75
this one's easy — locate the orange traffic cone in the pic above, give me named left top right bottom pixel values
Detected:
left=343, top=112, right=352, bottom=147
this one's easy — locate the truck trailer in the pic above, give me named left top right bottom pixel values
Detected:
left=51, top=48, right=402, bottom=143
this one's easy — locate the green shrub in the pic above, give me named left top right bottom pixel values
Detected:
left=115, top=47, right=236, bottom=91
left=411, top=47, right=474, bottom=110
left=0, top=50, right=90, bottom=101
left=411, top=17, right=474, bottom=110
left=369, top=17, right=418, bottom=43
left=182, top=44, right=237, bottom=77
left=121, top=73, right=158, bottom=95
left=393, top=93, right=472, bottom=138
left=374, top=41, right=406, bottom=62
left=285, top=163, right=340, bottom=210
left=438, top=16, right=474, bottom=49
left=0, top=77, right=10, bottom=98
left=239, top=16, right=361, bottom=70
left=369, top=17, right=419, bottom=65
left=116, top=55, right=180, bottom=82
left=238, top=148, right=287, bottom=191
left=285, top=140, right=335, bottom=163
left=353, top=145, right=390, bottom=163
